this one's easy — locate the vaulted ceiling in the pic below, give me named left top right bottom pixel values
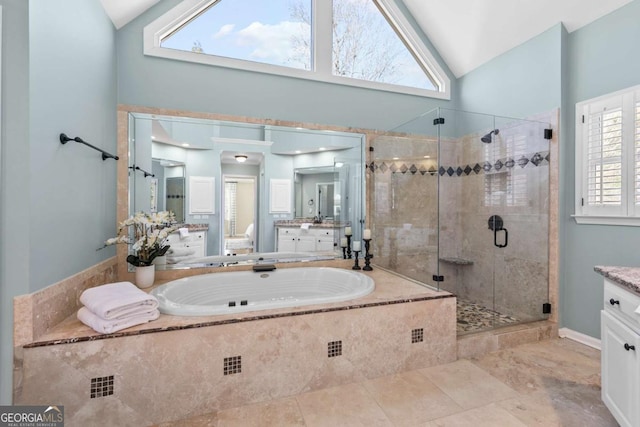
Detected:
left=99, top=0, right=633, bottom=78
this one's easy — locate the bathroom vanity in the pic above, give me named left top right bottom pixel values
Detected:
left=165, top=225, right=208, bottom=263
left=595, top=266, right=640, bottom=427
left=275, top=223, right=336, bottom=253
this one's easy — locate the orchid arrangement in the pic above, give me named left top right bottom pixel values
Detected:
left=106, top=211, right=178, bottom=267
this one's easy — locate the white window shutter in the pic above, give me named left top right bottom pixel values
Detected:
left=582, top=97, right=624, bottom=216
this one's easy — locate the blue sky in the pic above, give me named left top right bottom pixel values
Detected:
left=162, top=0, right=311, bottom=68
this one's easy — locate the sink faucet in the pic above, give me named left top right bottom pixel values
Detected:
left=313, top=215, right=323, bottom=224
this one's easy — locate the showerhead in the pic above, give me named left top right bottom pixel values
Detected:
left=481, top=129, right=500, bottom=143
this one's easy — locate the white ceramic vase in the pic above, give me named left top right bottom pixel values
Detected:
left=135, top=265, right=155, bottom=289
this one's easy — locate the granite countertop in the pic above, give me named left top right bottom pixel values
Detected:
left=594, top=266, right=640, bottom=295
left=176, top=223, right=209, bottom=232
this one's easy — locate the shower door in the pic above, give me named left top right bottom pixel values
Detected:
left=437, top=109, right=550, bottom=334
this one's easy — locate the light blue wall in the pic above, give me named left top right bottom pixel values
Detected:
left=562, top=0, right=640, bottom=338
left=0, top=0, right=30, bottom=405
left=116, top=1, right=455, bottom=131
left=0, top=0, right=117, bottom=404
left=28, top=0, right=117, bottom=290
left=457, top=23, right=563, bottom=119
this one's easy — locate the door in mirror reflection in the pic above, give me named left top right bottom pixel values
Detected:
left=223, top=176, right=256, bottom=255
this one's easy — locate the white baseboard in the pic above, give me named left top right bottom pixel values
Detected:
left=558, top=327, right=601, bottom=350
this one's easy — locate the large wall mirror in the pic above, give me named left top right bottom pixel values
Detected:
left=126, top=109, right=366, bottom=270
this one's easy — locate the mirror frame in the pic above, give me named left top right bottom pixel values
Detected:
left=117, top=105, right=381, bottom=281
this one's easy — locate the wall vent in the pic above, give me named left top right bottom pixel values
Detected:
left=90, top=375, right=114, bottom=398
left=224, top=356, right=242, bottom=375
left=412, top=328, right=424, bottom=343
left=328, top=340, right=342, bottom=358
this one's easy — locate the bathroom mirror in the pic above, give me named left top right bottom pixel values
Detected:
left=126, top=110, right=366, bottom=269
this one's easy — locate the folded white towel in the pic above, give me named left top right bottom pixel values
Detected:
left=179, top=227, right=189, bottom=238
left=79, top=281, right=158, bottom=320
left=166, top=247, right=196, bottom=257
left=300, top=223, right=312, bottom=230
left=77, top=307, right=160, bottom=334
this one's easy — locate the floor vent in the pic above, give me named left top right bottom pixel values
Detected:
left=328, top=340, right=342, bottom=358
left=224, top=356, right=242, bottom=375
left=90, top=375, right=114, bottom=398
left=412, top=328, right=424, bottom=343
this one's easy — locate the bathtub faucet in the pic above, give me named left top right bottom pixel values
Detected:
left=252, top=264, right=276, bottom=272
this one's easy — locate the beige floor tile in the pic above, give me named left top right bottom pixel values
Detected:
left=362, top=371, right=463, bottom=425
left=216, top=397, right=306, bottom=427
left=154, top=412, right=217, bottom=427
left=497, top=392, right=618, bottom=427
left=296, top=382, right=392, bottom=427
left=419, top=359, right=518, bottom=409
left=470, top=338, right=601, bottom=395
left=424, top=403, right=527, bottom=427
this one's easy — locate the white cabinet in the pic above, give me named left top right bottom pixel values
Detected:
left=165, top=230, right=207, bottom=262
left=276, top=227, right=335, bottom=253
left=601, top=279, right=640, bottom=427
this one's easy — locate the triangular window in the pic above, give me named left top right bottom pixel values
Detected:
left=145, top=0, right=450, bottom=98
left=161, top=0, right=312, bottom=70
left=332, top=0, right=436, bottom=91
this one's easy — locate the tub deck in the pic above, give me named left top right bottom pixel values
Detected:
left=16, top=266, right=457, bottom=426
left=28, top=267, right=452, bottom=347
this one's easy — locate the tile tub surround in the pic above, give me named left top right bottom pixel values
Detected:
left=159, top=338, right=613, bottom=426
left=594, top=265, right=640, bottom=294
left=15, top=268, right=457, bottom=426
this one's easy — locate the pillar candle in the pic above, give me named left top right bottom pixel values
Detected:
left=340, top=237, right=348, bottom=248
left=352, top=241, right=361, bottom=252
left=344, top=226, right=352, bottom=236
left=363, top=229, right=371, bottom=240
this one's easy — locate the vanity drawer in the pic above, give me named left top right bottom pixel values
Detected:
left=278, top=227, right=299, bottom=237
left=604, top=279, right=640, bottom=331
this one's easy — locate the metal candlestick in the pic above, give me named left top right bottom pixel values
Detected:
left=346, top=235, right=352, bottom=259
left=363, top=239, right=373, bottom=271
left=341, top=246, right=347, bottom=259
left=352, top=250, right=361, bottom=270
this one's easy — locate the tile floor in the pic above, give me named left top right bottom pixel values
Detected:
left=157, top=338, right=616, bottom=426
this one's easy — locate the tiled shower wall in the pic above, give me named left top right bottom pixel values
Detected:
left=370, top=112, right=552, bottom=324
left=369, top=136, right=439, bottom=286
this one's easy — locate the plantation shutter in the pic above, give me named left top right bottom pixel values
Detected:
left=582, top=97, right=624, bottom=216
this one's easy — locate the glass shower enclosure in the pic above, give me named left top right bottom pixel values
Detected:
left=370, top=108, right=551, bottom=335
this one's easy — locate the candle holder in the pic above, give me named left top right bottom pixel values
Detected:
left=346, top=235, right=352, bottom=259
left=352, top=250, right=361, bottom=270
left=341, top=246, right=347, bottom=259
left=363, top=238, right=373, bottom=271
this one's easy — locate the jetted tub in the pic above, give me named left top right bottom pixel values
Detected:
left=150, top=267, right=375, bottom=316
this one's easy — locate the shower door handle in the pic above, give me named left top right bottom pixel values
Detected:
left=494, top=227, right=508, bottom=248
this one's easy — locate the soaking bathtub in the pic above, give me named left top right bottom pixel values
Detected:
left=150, top=267, right=375, bottom=316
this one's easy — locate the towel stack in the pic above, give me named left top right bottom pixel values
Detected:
left=77, top=281, right=160, bottom=334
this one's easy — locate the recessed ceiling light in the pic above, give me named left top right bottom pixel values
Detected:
left=181, top=143, right=190, bottom=147
left=235, top=155, right=248, bottom=163
left=319, top=147, right=326, bottom=151
left=295, top=150, right=301, bottom=154
left=424, top=155, right=430, bottom=159
left=151, top=136, right=156, bottom=140
left=393, top=157, right=399, bottom=160
left=335, top=162, right=344, bottom=167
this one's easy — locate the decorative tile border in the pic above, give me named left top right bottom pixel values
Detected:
left=368, top=151, right=550, bottom=177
